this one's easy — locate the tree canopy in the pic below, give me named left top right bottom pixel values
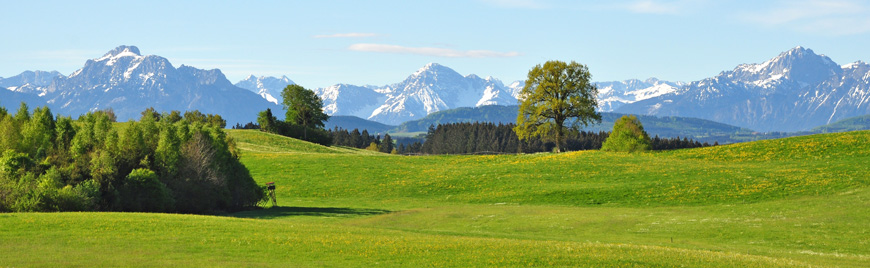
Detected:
left=601, top=115, right=652, bottom=152
left=514, top=60, right=601, bottom=153
left=281, top=84, right=329, bottom=139
left=0, top=104, right=263, bottom=213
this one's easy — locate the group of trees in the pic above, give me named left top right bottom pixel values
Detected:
left=329, top=127, right=395, bottom=153
left=0, top=103, right=263, bottom=213
left=257, top=85, right=333, bottom=146
left=257, top=108, right=332, bottom=146
left=412, top=121, right=709, bottom=155
left=513, top=60, right=716, bottom=154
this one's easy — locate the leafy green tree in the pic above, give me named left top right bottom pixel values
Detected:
left=164, top=110, right=183, bottom=123
left=257, top=108, right=277, bottom=132
left=206, top=114, right=227, bottom=129
left=141, top=107, right=161, bottom=121
left=155, top=123, right=181, bottom=176
left=20, top=107, right=56, bottom=159
left=0, top=114, right=21, bottom=153
left=514, top=61, right=600, bottom=153
left=601, top=115, right=652, bottom=152
left=183, top=110, right=206, bottom=124
left=14, top=102, right=30, bottom=122
left=281, top=84, right=329, bottom=139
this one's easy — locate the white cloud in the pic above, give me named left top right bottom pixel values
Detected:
left=479, top=0, right=548, bottom=9
left=740, top=0, right=870, bottom=35
left=348, top=43, right=521, bottom=58
left=618, top=0, right=705, bottom=15
left=313, top=33, right=379, bottom=39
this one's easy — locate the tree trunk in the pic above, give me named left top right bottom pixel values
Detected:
left=555, top=118, right=564, bottom=153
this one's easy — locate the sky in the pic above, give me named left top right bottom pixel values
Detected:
left=1, top=0, right=869, bottom=89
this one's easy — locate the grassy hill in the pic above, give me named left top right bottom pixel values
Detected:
left=2, top=130, right=868, bottom=267
left=811, top=114, right=870, bottom=133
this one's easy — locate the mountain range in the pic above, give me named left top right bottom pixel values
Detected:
left=617, top=47, right=870, bottom=132
left=311, top=63, right=523, bottom=125
left=2, top=45, right=868, bottom=132
left=302, top=46, right=870, bottom=132
left=0, top=46, right=281, bottom=125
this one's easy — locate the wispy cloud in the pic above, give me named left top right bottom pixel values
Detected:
left=479, top=0, right=548, bottom=9
left=313, top=33, right=380, bottom=39
left=740, top=0, right=870, bottom=35
left=616, top=0, right=706, bottom=15
left=29, top=49, right=102, bottom=61
left=348, top=43, right=521, bottom=58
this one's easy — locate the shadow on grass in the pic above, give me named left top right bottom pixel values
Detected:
left=230, top=206, right=392, bottom=219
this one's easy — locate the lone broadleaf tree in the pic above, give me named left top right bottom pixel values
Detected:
left=515, top=60, right=601, bottom=153
left=281, top=84, right=329, bottom=139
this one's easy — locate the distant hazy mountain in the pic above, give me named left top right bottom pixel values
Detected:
left=324, top=115, right=396, bottom=134
left=234, top=75, right=295, bottom=104
left=393, top=105, right=518, bottom=133
left=618, top=47, right=870, bottom=132
left=0, top=70, right=64, bottom=96
left=0, top=89, right=48, bottom=111
left=3, top=46, right=281, bottom=124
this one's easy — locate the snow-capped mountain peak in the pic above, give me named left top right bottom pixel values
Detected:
left=234, top=75, right=295, bottom=104
left=96, top=45, right=144, bottom=66
left=617, top=46, right=870, bottom=132
left=842, top=61, right=867, bottom=69
left=313, top=63, right=521, bottom=125
left=594, top=78, right=685, bottom=112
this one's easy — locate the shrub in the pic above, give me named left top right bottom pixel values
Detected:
left=119, top=168, right=174, bottom=212
left=601, top=115, right=652, bottom=152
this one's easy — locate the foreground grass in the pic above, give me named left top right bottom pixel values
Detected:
left=1, top=212, right=818, bottom=267
left=1, top=130, right=867, bottom=267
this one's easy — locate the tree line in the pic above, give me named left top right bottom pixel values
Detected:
left=329, top=127, right=396, bottom=153
left=396, top=122, right=712, bottom=155
left=0, top=102, right=263, bottom=213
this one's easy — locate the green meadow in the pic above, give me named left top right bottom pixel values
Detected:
left=2, top=130, right=868, bottom=267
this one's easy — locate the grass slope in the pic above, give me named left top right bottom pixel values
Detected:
left=811, top=114, right=870, bottom=133
left=2, top=130, right=868, bottom=267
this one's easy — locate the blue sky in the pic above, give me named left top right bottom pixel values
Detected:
left=1, top=0, right=869, bottom=88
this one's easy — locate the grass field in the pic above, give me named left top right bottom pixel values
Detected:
left=2, top=130, right=868, bottom=267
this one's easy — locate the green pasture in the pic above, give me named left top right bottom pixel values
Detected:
left=1, top=130, right=868, bottom=267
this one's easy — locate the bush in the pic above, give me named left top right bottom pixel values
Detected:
left=119, top=168, right=174, bottom=212
left=601, top=115, right=652, bottom=152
